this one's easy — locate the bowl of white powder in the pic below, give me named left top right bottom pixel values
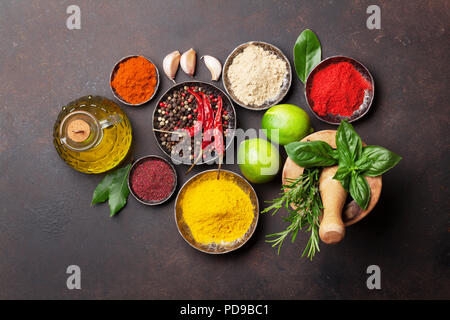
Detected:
left=223, top=41, right=292, bottom=110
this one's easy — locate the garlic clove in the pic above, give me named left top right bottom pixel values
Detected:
left=163, top=50, right=181, bottom=83
left=180, top=48, right=196, bottom=77
left=201, top=55, right=222, bottom=81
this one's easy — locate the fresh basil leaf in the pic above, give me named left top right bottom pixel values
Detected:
left=333, top=166, right=351, bottom=181
left=360, top=145, right=402, bottom=177
left=285, top=140, right=338, bottom=168
left=293, top=29, right=321, bottom=83
left=108, top=164, right=132, bottom=217
left=330, top=148, right=340, bottom=161
left=355, top=157, right=373, bottom=172
left=92, top=173, right=115, bottom=205
left=340, top=175, right=351, bottom=191
left=336, top=120, right=362, bottom=166
left=333, top=166, right=352, bottom=191
left=349, top=172, right=371, bottom=210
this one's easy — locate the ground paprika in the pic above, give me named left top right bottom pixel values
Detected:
left=111, top=56, right=157, bottom=105
left=310, top=61, right=371, bottom=117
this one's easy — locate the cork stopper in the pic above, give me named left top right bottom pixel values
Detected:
left=67, top=119, right=91, bottom=143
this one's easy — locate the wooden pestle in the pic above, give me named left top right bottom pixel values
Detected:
left=319, top=166, right=347, bottom=244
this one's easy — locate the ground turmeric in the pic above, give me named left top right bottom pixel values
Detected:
left=180, top=173, right=254, bottom=244
left=111, top=56, right=157, bottom=104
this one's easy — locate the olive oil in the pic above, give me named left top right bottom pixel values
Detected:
left=53, top=95, right=132, bottom=174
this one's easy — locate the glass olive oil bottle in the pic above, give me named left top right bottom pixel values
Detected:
left=53, top=95, right=132, bottom=174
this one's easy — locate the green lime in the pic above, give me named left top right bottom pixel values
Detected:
left=237, top=139, right=280, bottom=184
left=261, top=104, right=313, bottom=145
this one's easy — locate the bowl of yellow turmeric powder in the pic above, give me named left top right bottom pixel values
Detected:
left=175, top=169, right=259, bottom=254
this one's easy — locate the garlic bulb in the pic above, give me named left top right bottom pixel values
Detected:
left=202, top=55, right=222, bottom=81
left=163, top=50, right=181, bottom=83
left=180, top=48, right=196, bottom=77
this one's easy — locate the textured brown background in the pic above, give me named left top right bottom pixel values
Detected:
left=0, top=0, right=449, bottom=299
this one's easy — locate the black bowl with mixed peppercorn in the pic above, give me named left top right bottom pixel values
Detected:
left=152, top=81, right=236, bottom=165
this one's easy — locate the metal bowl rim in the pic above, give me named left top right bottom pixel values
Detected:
left=127, top=154, right=178, bottom=206
left=110, top=55, right=160, bottom=106
left=173, top=169, right=259, bottom=254
left=304, top=55, right=375, bottom=125
left=151, top=80, right=237, bottom=165
left=222, top=40, right=292, bottom=111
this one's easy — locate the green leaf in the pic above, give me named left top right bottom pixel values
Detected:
left=336, top=120, right=362, bottom=166
left=333, top=166, right=351, bottom=181
left=92, top=174, right=115, bottom=205
left=330, top=148, right=340, bottom=161
left=360, top=145, right=402, bottom=177
left=107, top=164, right=132, bottom=217
left=293, top=29, right=322, bottom=83
left=285, top=140, right=338, bottom=168
left=349, top=172, right=371, bottom=210
left=333, top=166, right=351, bottom=191
left=91, top=164, right=132, bottom=217
left=340, top=175, right=351, bottom=191
left=354, top=157, right=373, bottom=172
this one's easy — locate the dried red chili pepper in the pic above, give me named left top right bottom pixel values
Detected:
left=186, top=88, right=204, bottom=137
left=199, top=92, right=214, bottom=149
left=214, top=96, right=224, bottom=179
left=185, top=94, right=226, bottom=175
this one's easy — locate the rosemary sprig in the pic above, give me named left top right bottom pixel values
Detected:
left=262, top=168, right=323, bottom=260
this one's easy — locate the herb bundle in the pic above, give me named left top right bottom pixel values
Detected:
left=286, top=120, right=402, bottom=209
left=262, top=168, right=322, bottom=260
left=264, top=120, right=401, bottom=258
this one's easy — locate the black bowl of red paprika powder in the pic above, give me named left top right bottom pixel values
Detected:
left=110, top=55, right=160, bottom=106
left=128, top=155, right=177, bottom=206
left=305, top=56, right=374, bottom=125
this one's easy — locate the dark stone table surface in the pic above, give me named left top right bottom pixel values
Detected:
left=0, top=0, right=448, bottom=299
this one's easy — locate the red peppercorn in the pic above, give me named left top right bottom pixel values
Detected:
left=181, top=93, right=186, bottom=97
left=209, top=95, right=214, bottom=100
left=159, top=102, right=165, bottom=107
left=193, top=108, right=197, bottom=113
left=174, top=126, right=178, bottom=130
left=223, top=111, right=228, bottom=115
left=187, top=114, right=192, bottom=119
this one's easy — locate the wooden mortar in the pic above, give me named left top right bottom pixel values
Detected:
left=281, top=130, right=382, bottom=244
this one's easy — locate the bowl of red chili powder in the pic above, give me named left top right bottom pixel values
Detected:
left=128, top=155, right=177, bottom=206
left=110, top=55, right=160, bottom=106
left=305, top=56, right=374, bottom=124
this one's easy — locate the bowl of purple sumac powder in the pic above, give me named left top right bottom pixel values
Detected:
left=128, top=155, right=177, bottom=206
